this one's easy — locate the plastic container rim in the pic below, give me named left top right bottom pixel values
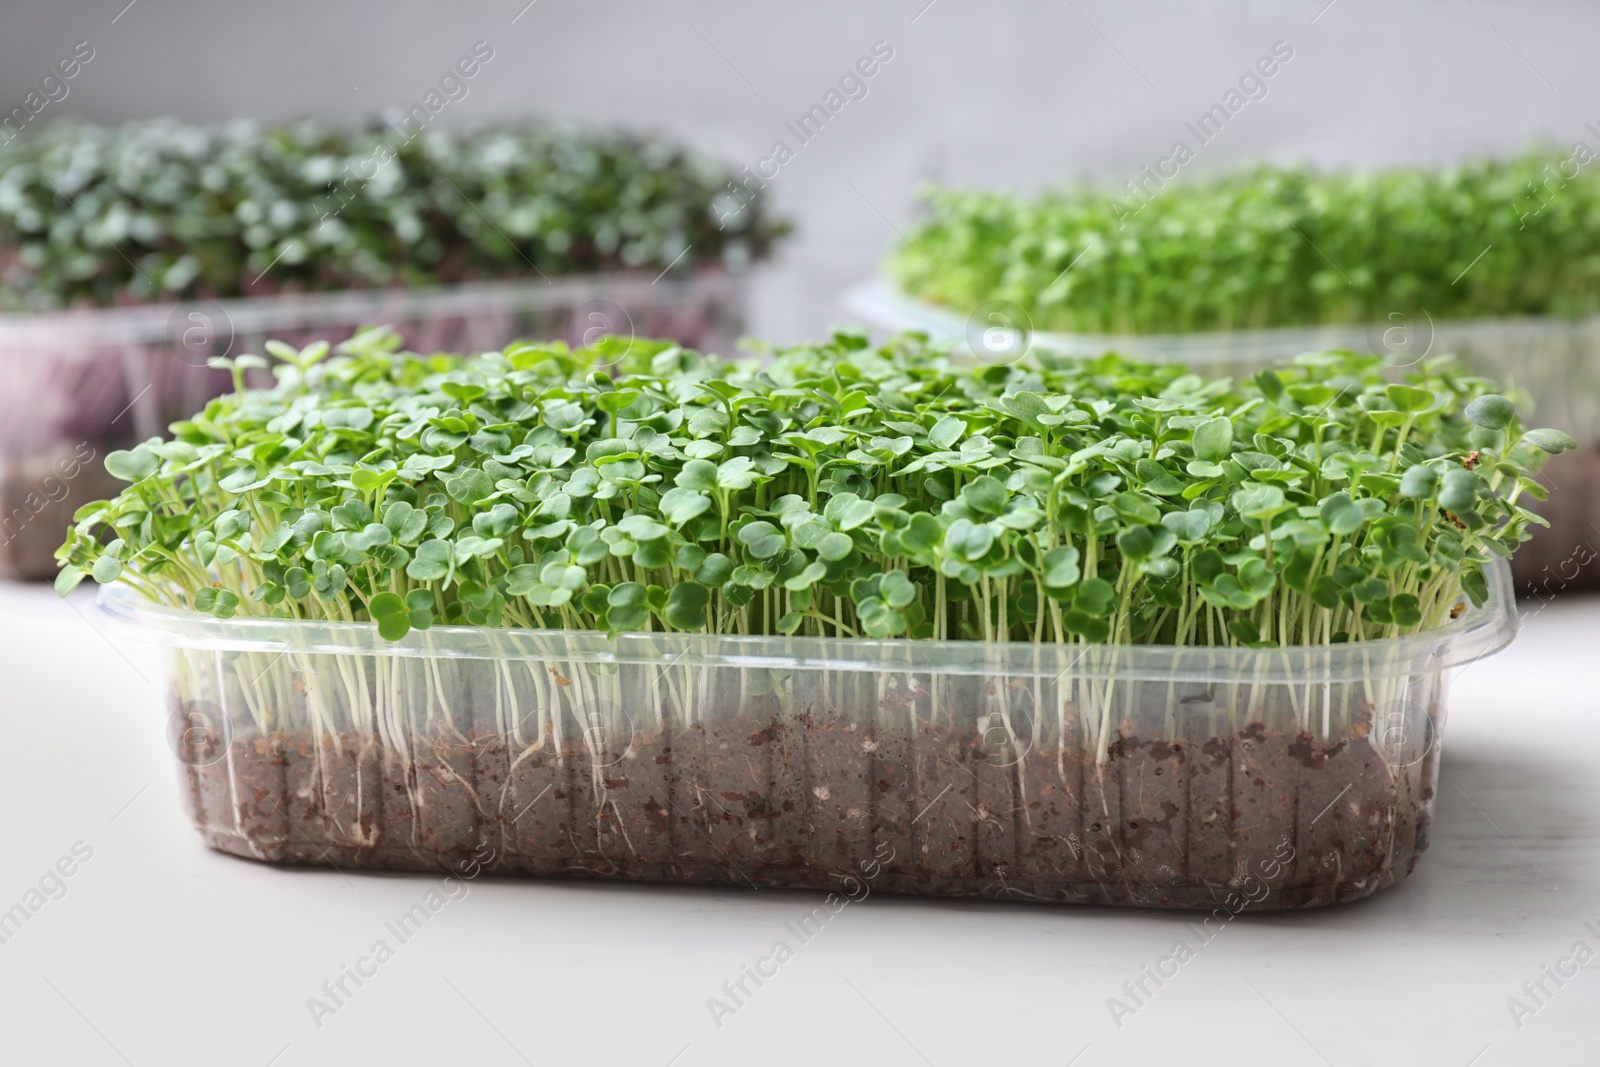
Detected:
left=95, top=558, right=1517, bottom=683
left=0, top=270, right=745, bottom=349
left=842, top=277, right=1600, bottom=362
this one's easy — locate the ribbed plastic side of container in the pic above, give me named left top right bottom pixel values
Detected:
left=844, top=279, right=1600, bottom=593
left=0, top=273, right=746, bottom=580
left=101, top=559, right=1517, bottom=911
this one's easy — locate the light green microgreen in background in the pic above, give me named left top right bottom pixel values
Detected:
left=890, top=153, right=1600, bottom=333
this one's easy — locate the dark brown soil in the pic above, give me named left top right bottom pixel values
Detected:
left=500, top=721, right=572, bottom=877
left=1513, top=443, right=1600, bottom=593
left=182, top=704, right=1434, bottom=910
left=0, top=443, right=124, bottom=582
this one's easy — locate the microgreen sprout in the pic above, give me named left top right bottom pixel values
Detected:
left=890, top=153, right=1600, bottom=333
left=58, top=329, right=1569, bottom=653
left=0, top=118, right=787, bottom=311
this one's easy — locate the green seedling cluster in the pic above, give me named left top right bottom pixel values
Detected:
left=890, top=153, right=1600, bottom=334
left=0, top=118, right=786, bottom=312
left=58, top=330, right=1570, bottom=650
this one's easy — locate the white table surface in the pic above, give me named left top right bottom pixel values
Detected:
left=1, top=579, right=1596, bottom=1067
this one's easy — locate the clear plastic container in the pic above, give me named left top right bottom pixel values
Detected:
left=844, top=278, right=1600, bottom=592
left=100, top=558, right=1517, bottom=910
left=843, top=278, right=1600, bottom=441
left=0, top=272, right=746, bottom=580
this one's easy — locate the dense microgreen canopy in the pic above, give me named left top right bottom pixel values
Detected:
left=890, top=153, right=1600, bottom=333
left=57, top=330, right=1569, bottom=648
left=0, top=118, right=786, bottom=311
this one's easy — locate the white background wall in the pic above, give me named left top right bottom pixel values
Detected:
left=2, top=0, right=1593, bottom=343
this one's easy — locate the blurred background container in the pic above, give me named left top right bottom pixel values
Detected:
left=0, top=110, right=779, bottom=578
